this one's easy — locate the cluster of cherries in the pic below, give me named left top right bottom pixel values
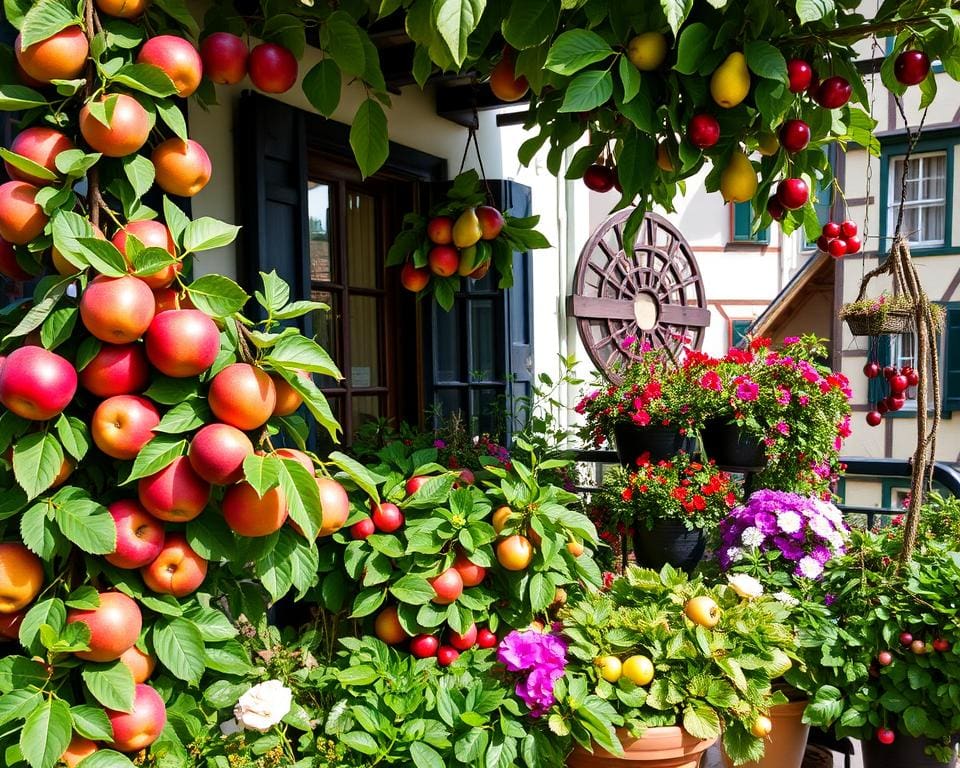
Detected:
left=410, top=623, right=499, bottom=666
left=817, top=219, right=862, bottom=259
left=864, top=361, right=919, bottom=426
left=582, top=162, right=620, bottom=193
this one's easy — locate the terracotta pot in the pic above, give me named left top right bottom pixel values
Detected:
left=720, top=700, right=809, bottom=768
left=567, top=726, right=716, bottom=767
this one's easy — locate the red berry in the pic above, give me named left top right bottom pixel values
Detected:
left=877, top=650, right=893, bottom=666
left=906, top=370, right=920, bottom=386
left=877, top=728, right=896, bottom=745
left=844, top=235, right=862, bottom=254
left=787, top=59, right=814, bottom=93
left=437, top=645, right=460, bottom=666
left=777, top=178, right=809, bottom=210
left=866, top=410, right=882, bottom=427
left=779, top=119, right=811, bottom=153
left=840, top=220, right=858, bottom=237
left=816, top=235, right=832, bottom=252
left=932, top=638, right=950, bottom=653
left=583, top=164, right=615, bottom=193
left=816, top=76, right=853, bottom=109
left=688, top=114, right=720, bottom=150
left=886, top=396, right=905, bottom=412
left=476, top=628, right=498, bottom=649
left=899, top=632, right=913, bottom=646
left=766, top=197, right=785, bottom=221
left=877, top=400, right=889, bottom=415
left=822, top=221, right=841, bottom=238
left=889, top=374, right=909, bottom=394
left=828, top=239, right=847, bottom=259
left=894, top=50, right=931, bottom=86
left=863, top=362, right=880, bottom=379
left=409, top=634, right=439, bottom=658
left=350, top=517, right=375, bottom=540
left=883, top=366, right=896, bottom=379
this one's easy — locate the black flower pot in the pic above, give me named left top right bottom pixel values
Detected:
left=633, top=520, right=706, bottom=573
left=612, top=422, right=684, bottom=467
left=862, top=734, right=958, bottom=768
left=700, top=417, right=766, bottom=472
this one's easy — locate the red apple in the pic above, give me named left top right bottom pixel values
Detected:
left=582, top=164, right=615, bottom=192
left=141, top=533, right=207, bottom=597
left=138, top=456, right=210, bottom=523
left=452, top=552, right=486, bottom=587
left=79, top=343, right=150, bottom=397
left=786, top=59, right=814, bottom=93
left=815, top=76, right=852, bottom=109
left=200, top=32, right=248, bottom=85
left=67, top=591, right=142, bottom=662
left=207, top=363, right=276, bottom=431
left=779, top=120, right=810, bottom=153
left=273, top=447, right=314, bottom=475
left=448, top=622, right=477, bottom=651
left=350, top=517, right=375, bottom=540
left=894, top=50, right=931, bottom=86
left=91, top=395, right=160, bottom=460
left=410, top=634, right=439, bottom=658
left=476, top=206, right=504, bottom=240
left=188, top=423, right=254, bottom=485
left=400, top=262, right=430, bottom=292
left=889, top=374, right=909, bottom=394
left=437, top=645, right=459, bottom=666
left=136, top=35, right=203, bottom=98
left=119, top=644, right=156, bottom=683
left=111, top=220, right=179, bottom=290
left=0, top=610, right=25, bottom=640
left=5, top=126, right=75, bottom=186
left=428, top=245, right=459, bottom=277
left=248, top=43, right=297, bottom=94
left=105, top=499, right=165, bottom=569
left=80, top=274, right=156, bottom=344
left=222, top=482, right=288, bottom=537
left=426, top=216, right=454, bottom=245
left=144, top=309, right=220, bottom=378
left=886, top=396, right=906, bottom=412
left=863, top=362, right=880, bottom=378
left=476, top=628, right=498, bottom=649
left=776, top=178, right=809, bottom=210
left=317, top=477, right=350, bottom=537
left=370, top=501, right=404, bottom=533
left=687, top=114, right=720, bottom=150
left=107, top=683, right=166, bottom=752
left=429, top=567, right=463, bottom=605
left=866, top=410, right=882, bottom=426
left=906, top=369, right=920, bottom=386
left=0, top=346, right=77, bottom=420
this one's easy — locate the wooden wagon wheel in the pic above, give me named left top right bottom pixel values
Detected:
left=566, top=209, right=711, bottom=382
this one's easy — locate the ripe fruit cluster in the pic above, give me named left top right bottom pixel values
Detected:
left=863, top=361, right=918, bottom=426
left=595, top=653, right=656, bottom=687
left=817, top=219, right=862, bottom=259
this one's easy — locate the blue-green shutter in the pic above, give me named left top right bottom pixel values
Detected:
left=733, top=202, right=769, bottom=243
left=868, top=336, right=892, bottom=405
left=945, top=306, right=960, bottom=411
left=732, top=319, right=752, bottom=347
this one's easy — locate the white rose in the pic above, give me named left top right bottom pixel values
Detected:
left=234, top=680, right=293, bottom=733
left=727, top=574, right=764, bottom=600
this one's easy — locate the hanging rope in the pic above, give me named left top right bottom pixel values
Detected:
left=458, top=99, right=495, bottom=205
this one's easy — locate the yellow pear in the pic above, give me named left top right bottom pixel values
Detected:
left=757, top=132, right=779, bottom=156
left=720, top=151, right=757, bottom=204
left=627, top=32, right=668, bottom=71
left=710, top=52, right=751, bottom=109
left=452, top=208, right=482, bottom=249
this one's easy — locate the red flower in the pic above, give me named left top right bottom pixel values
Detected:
left=692, top=495, right=706, bottom=510
left=621, top=487, right=634, bottom=502
left=671, top=487, right=688, bottom=501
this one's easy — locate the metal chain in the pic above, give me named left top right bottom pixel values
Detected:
left=860, top=37, right=883, bottom=280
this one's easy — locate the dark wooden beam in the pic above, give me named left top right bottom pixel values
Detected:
left=435, top=83, right=531, bottom=127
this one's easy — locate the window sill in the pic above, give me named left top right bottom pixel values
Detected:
left=726, top=241, right=770, bottom=249
left=886, top=409, right=953, bottom=419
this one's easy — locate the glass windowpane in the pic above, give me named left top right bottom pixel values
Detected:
left=312, top=290, right=340, bottom=387
left=349, top=295, right=381, bottom=387
left=308, top=183, right=335, bottom=283
left=347, top=192, right=378, bottom=289
left=470, top=299, right=496, bottom=381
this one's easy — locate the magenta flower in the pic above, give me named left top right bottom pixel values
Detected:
left=497, top=630, right=568, bottom=716
left=699, top=371, right=723, bottom=391
left=734, top=376, right=759, bottom=401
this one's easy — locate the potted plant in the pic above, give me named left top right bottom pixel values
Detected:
left=802, top=494, right=960, bottom=767
left=596, top=453, right=739, bottom=571
left=710, top=490, right=851, bottom=768
left=553, top=565, right=795, bottom=766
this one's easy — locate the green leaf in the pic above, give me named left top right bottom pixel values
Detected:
left=502, top=1, right=559, bottom=50
left=0, top=84, right=48, bottom=111
left=2, top=0, right=33, bottom=28
left=267, top=334, right=341, bottom=378
left=619, top=55, right=641, bottom=103
left=163, top=197, right=190, bottom=245
left=111, top=63, right=178, bottom=97
left=0, top=690, right=41, bottom=727
left=153, top=400, right=211, bottom=434
left=390, top=574, right=436, bottom=605
left=558, top=70, right=613, bottom=112
left=278, top=460, right=322, bottom=541
left=20, top=696, right=72, bottom=768
left=529, top=572, right=556, bottom=611
left=682, top=701, right=721, bottom=740
left=674, top=23, right=711, bottom=75
left=19, top=599, right=66, bottom=657
left=745, top=40, right=787, bottom=83
left=65, top=586, right=100, bottom=609
left=185, top=274, right=248, bottom=318
left=255, top=532, right=295, bottom=602
left=349, top=99, right=389, bottom=180
left=341, top=731, right=379, bottom=755
left=76, top=237, right=128, bottom=277
left=327, top=451, right=382, bottom=500
left=153, top=618, right=206, bottom=683
left=0, top=148, right=57, bottom=182
left=54, top=499, right=116, bottom=555
left=412, top=44, right=434, bottom=88
left=660, top=0, right=693, bottom=34
left=55, top=149, right=101, bottom=177
left=183, top=217, right=241, bottom=253
left=243, top=454, right=282, bottom=497
left=6, top=278, right=70, bottom=340
left=152, top=0, right=199, bottom=35
left=13, top=432, right=63, bottom=501
left=122, top=154, right=156, bottom=198
left=20, top=0, right=77, bottom=48
left=81, top=662, right=135, bottom=712
left=303, top=59, right=341, bottom=117
left=70, top=705, right=114, bottom=741
left=156, top=99, right=188, bottom=141
left=40, top=306, right=77, bottom=351
left=76, top=750, right=137, bottom=768
left=433, top=0, right=485, bottom=67
left=261, top=13, right=306, bottom=58
left=350, top=587, right=387, bottom=618
left=143, top=376, right=200, bottom=405
left=272, top=300, right=329, bottom=320
left=184, top=606, right=237, bottom=642
left=795, top=0, right=834, bottom=24
left=545, top=30, right=612, bottom=75
left=123, top=436, right=186, bottom=484
left=326, top=10, right=366, bottom=77
left=0, top=656, right=49, bottom=693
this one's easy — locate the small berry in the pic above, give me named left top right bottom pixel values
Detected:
left=866, top=410, right=882, bottom=427
left=844, top=235, right=862, bottom=254
left=877, top=650, right=893, bottom=666
left=841, top=220, right=858, bottom=237
left=863, top=362, right=880, bottom=379
left=828, top=239, right=847, bottom=259
left=822, top=221, right=841, bottom=238
left=877, top=727, right=896, bottom=745
left=899, top=632, right=913, bottom=646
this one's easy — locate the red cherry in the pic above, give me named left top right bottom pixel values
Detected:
left=877, top=728, right=896, bottom=745
left=863, top=362, right=880, bottom=379
left=899, top=632, right=913, bottom=646
left=816, top=235, right=832, bottom=252
left=894, top=50, right=931, bottom=86
left=840, top=220, right=858, bottom=237
left=409, top=634, right=439, bottom=658
left=883, top=366, right=896, bottom=379
left=877, top=400, right=889, bottom=414
left=816, top=76, right=852, bottom=109
left=822, top=221, right=841, bottom=238
left=844, top=235, right=862, bottom=254
left=688, top=114, right=720, bottom=150
left=767, top=197, right=786, bottom=221
left=350, top=517, right=375, bottom=540
left=437, top=645, right=460, bottom=666
left=779, top=119, right=811, bottom=153
left=777, top=178, right=809, bottom=210
left=886, top=396, right=906, bottom=412
left=932, top=638, right=950, bottom=653
left=877, top=650, right=893, bottom=666
left=906, top=370, right=920, bottom=386
left=889, top=374, right=909, bottom=394
left=828, top=239, right=847, bottom=259
left=866, top=410, right=882, bottom=427
left=786, top=59, right=814, bottom=93
left=476, top=628, right=498, bottom=649
left=583, top=164, right=615, bottom=193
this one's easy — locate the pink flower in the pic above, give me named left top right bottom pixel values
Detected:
left=632, top=411, right=651, bottom=426
left=621, top=336, right=636, bottom=350
left=784, top=336, right=800, bottom=345
left=734, top=376, right=759, bottom=401
left=776, top=388, right=791, bottom=405
left=798, top=395, right=810, bottom=406
left=775, top=421, right=790, bottom=435
left=699, top=371, right=723, bottom=391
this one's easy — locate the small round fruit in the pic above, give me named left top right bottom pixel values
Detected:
left=751, top=715, right=773, bottom=738
left=136, top=35, right=203, bottom=97
left=448, top=622, right=477, bottom=651
left=899, top=632, right=914, bottom=646
left=429, top=567, right=463, bottom=605
left=816, top=235, right=831, bottom=252
left=489, top=50, right=528, bottom=102
left=119, top=644, right=156, bottom=683
left=877, top=400, right=889, bottom=414
left=894, top=50, right=931, bottom=86
left=476, top=628, right=497, bottom=649
left=187, top=423, right=253, bottom=486
left=845, top=235, right=862, bottom=254
left=208, top=363, right=277, bottom=431
left=766, top=197, right=785, bottom=221
left=786, top=59, right=813, bottom=93
left=776, top=178, right=809, bottom=210
left=567, top=539, right=585, bottom=557
left=491, top=506, right=512, bottom=533
left=656, top=142, right=675, bottom=172
left=887, top=396, right=906, bottom=412
left=5, top=127, right=75, bottom=186
left=374, top=606, right=407, bottom=645
left=0, top=346, right=77, bottom=421
left=0, top=181, right=48, bottom=244
left=906, top=369, right=920, bottom=386
left=596, top=655, right=622, bottom=683
left=405, top=476, right=431, bottom=496
left=840, top=220, right=858, bottom=238
left=248, top=43, right=298, bottom=94
left=779, top=119, right=811, bottom=153
left=863, top=362, right=881, bottom=379
left=822, top=222, right=841, bottom=239
left=96, top=0, right=149, bottom=18
left=79, top=94, right=151, bottom=158
left=911, top=639, right=926, bottom=654
left=222, top=483, right=287, bottom=537
left=152, top=139, right=212, bottom=197
left=878, top=650, right=894, bottom=666
left=876, top=727, right=895, bottom=745
left=497, top=535, right=533, bottom=571
left=815, top=76, right=852, bottom=109
left=0, top=543, right=44, bottom=612
left=621, top=655, right=654, bottom=685
left=687, top=114, right=720, bottom=150
left=15, top=28, right=88, bottom=83
left=889, top=374, right=909, bottom=394
left=400, top=262, right=429, bottom=292
left=80, top=275, right=155, bottom=343
left=351, top=517, right=375, bottom=540
left=626, top=32, right=668, bottom=71
left=145, top=309, right=219, bottom=377
left=684, top=596, right=721, bottom=628
left=60, top=735, right=98, bottom=767
left=828, top=238, right=847, bottom=259
left=583, top=164, right=615, bottom=193
left=932, top=638, right=950, bottom=653
left=452, top=552, right=486, bottom=587
left=866, top=410, right=882, bottom=427
left=67, top=591, right=142, bottom=662
left=410, top=634, right=439, bottom=658
left=437, top=645, right=460, bottom=666
left=200, top=32, right=248, bottom=85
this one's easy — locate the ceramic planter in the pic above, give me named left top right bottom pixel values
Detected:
left=700, top=417, right=766, bottom=472
left=861, top=733, right=959, bottom=768
left=720, top=700, right=809, bottom=768
left=567, top=726, right=716, bottom=767
left=612, top=422, right=684, bottom=467
left=633, top=520, right=706, bottom=573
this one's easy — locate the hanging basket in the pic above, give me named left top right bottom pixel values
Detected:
left=841, top=307, right=915, bottom=337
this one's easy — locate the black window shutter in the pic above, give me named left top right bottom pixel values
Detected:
left=944, top=306, right=960, bottom=411
left=236, top=92, right=310, bottom=331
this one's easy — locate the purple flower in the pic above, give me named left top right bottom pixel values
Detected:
left=497, top=630, right=568, bottom=717
left=824, top=593, right=836, bottom=606
left=734, top=376, right=759, bottom=401
left=754, top=511, right=778, bottom=535
left=433, top=439, right=446, bottom=449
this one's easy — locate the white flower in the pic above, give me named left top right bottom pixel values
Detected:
left=777, top=510, right=803, bottom=534
left=797, top=556, right=824, bottom=579
left=827, top=530, right=846, bottom=551
left=740, top=526, right=764, bottom=548
left=727, top=574, right=764, bottom=599
left=813, top=499, right=844, bottom=525
left=726, top=546, right=744, bottom=563
left=808, top=514, right=835, bottom=539
left=234, top=680, right=293, bottom=733
left=773, top=591, right=800, bottom=607
left=220, top=719, right=241, bottom=736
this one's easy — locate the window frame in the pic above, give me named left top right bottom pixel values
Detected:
left=886, top=151, right=948, bottom=249
left=731, top=202, right=769, bottom=245
left=879, top=130, right=957, bottom=257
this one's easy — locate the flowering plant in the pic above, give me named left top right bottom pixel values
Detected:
left=597, top=452, right=740, bottom=533
left=498, top=628, right=569, bottom=716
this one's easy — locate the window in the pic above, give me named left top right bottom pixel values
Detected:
left=732, top=202, right=769, bottom=244
left=731, top=319, right=752, bottom=347
left=945, top=304, right=960, bottom=411
left=887, top=152, right=947, bottom=248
